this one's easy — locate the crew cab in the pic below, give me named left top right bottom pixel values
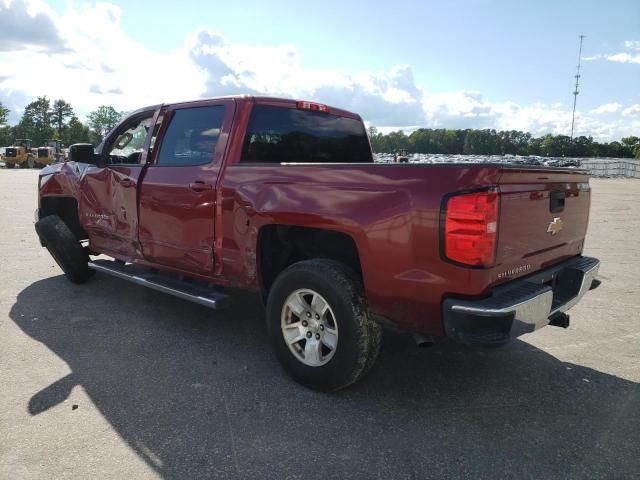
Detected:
left=35, top=96, right=600, bottom=390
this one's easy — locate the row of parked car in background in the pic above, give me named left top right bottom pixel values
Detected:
left=0, top=139, right=68, bottom=169
left=378, top=152, right=582, bottom=167
left=0, top=141, right=583, bottom=170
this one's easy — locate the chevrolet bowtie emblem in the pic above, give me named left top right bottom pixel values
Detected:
left=547, top=217, right=563, bottom=235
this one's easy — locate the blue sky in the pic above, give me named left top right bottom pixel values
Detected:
left=1, top=0, right=639, bottom=139
left=82, top=0, right=640, bottom=106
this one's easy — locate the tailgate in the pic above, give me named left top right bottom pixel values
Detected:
left=494, top=167, right=591, bottom=284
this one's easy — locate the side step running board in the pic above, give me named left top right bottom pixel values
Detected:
left=88, top=260, right=231, bottom=309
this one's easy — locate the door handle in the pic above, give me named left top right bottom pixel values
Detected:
left=189, top=181, right=213, bottom=192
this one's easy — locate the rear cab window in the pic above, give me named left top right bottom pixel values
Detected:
left=240, top=105, right=372, bottom=164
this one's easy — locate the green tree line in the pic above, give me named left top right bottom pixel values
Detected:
left=2, top=98, right=638, bottom=159
left=368, top=127, right=640, bottom=159
left=0, top=97, right=123, bottom=149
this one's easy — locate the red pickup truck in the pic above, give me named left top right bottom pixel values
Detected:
left=35, top=96, right=600, bottom=391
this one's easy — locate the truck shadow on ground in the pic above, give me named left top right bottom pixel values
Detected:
left=10, top=275, right=640, bottom=480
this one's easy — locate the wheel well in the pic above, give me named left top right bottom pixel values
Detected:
left=40, top=197, right=87, bottom=240
left=258, top=225, right=362, bottom=296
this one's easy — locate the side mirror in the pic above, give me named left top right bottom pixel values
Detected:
left=68, top=143, right=99, bottom=165
left=114, top=132, right=133, bottom=150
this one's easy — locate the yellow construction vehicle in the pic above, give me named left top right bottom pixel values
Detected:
left=393, top=149, right=410, bottom=163
left=3, top=139, right=35, bottom=169
left=34, top=140, right=65, bottom=167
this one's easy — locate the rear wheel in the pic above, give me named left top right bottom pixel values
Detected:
left=35, top=215, right=94, bottom=284
left=266, top=259, right=381, bottom=391
left=5, top=162, right=15, bottom=169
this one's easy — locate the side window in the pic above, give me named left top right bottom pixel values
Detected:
left=107, top=114, right=154, bottom=165
left=156, top=106, right=225, bottom=166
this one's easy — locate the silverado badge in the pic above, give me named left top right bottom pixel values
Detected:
left=547, top=217, right=563, bottom=235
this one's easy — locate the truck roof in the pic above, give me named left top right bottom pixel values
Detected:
left=129, top=95, right=361, bottom=121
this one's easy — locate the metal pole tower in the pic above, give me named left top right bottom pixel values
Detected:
left=570, top=35, right=585, bottom=141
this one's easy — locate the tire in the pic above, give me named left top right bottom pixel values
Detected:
left=35, top=215, right=94, bottom=284
left=266, top=259, right=382, bottom=391
left=5, top=162, right=15, bottom=169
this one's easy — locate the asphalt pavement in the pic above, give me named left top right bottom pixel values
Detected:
left=1, top=169, right=639, bottom=479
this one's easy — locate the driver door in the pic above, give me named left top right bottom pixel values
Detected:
left=79, top=110, right=159, bottom=258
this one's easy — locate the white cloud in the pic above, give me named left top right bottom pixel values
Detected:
left=0, top=0, right=206, bottom=121
left=605, top=52, right=640, bottom=64
left=586, top=39, right=640, bottom=65
left=423, top=91, right=494, bottom=125
left=0, top=0, right=636, bottom=142
left=494, top=102, right=572, bottom=135
left=624, top=40, right=640, bottom=51
left=0, top=0, right=68, bottom=53
left=590, top=102, right=622, bottom=114
left=186, top=28, right=425, bottom=126
left=622, top=104, right=640, bottom=116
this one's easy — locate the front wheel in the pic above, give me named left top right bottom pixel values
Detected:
left=266, top=259, right=381, bottom=391
left=35, top=215, right=94, bottom=284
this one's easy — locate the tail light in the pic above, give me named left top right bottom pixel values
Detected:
left=296, top=100, right=329, bottom=113
left=442, top=189, right=499, bottom=267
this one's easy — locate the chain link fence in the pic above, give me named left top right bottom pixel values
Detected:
left=579, top=159, right=640, bottom=178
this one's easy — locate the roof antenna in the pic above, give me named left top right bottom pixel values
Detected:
left=570, top=35, right=585, bottom=141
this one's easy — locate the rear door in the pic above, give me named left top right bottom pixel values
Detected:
left=138, top=99, right=234, bottom=275
left=494, top=167, right=591, bottom=283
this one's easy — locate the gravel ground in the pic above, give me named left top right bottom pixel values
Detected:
left=1, top=169, right=639, bottom=480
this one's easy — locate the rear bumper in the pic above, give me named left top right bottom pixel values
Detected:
left=443, top=256, right=600, bottom=346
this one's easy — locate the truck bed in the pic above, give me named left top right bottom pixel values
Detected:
left=217, top=161, right=591, bottom=334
